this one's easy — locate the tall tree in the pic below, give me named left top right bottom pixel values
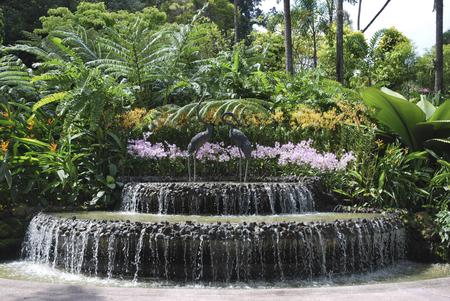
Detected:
left=234, top=0, right=240, bottom=44
left=324, top=0, right=334, bottom=27
left=229, top=0, right=262, bottom=42
left=443, top=29, right=450, bottom=45
left=0, top=8, right=4, bottom=45
left=362, top=0, right=391, bottom=33
left=296, top=0, right=319, bottom=68
left=435, top=0, right=444, bottom=93
left=357, top=0, right=362, bottom=31
left=336, top=0, right=344, bottom=83
left=284, top=0, right=294, bottom=74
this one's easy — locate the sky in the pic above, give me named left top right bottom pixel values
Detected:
left=259, top=0, right=450, bottom=54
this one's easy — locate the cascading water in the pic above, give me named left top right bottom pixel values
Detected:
left=121, top=182, right=315, bottom=215
left=19, top=177, right=409, bottom=284
left=22, top=212, right=406, bottom=282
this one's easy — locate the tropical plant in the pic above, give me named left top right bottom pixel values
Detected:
left=334, top=143, right=431, bottom=209
left=163, top=98, right=271, bottom=127
left=428, top=158, right=450, bottom=210
left=361, top=87, right=450, bottom=154
left=0, top=55, right=34, bottom=93
left=371, top=28, right=416, bottom=90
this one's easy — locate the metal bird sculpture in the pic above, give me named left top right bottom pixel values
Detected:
left=221, top=112, right=252, bottom=182
left=187, top=99, right=214, bottom=182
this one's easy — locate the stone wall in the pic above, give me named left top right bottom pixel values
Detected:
left=0, top=205, right=37, bottom=261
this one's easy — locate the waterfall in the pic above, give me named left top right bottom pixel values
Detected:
left=121, top=182, right=315, bottom=215
left=22, top=212, right=406, bottom=282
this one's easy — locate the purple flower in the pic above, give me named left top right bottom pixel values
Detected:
left=128, top=139, right=355, bottom=171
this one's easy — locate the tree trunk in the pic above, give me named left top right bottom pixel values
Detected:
left=435, top=0, right=444, bottom=93
left=326, top=0, right=334, bottom=26
left=336, top=0, right=344, bottom=84
left=234, top=0, right=240, bottom=44
left=312, top=22, right=318, bottom=68
left=362, top=0, right=391, bottom=33
left=284, top=0, right=294, bottom=74
left=357, top=0, right=362, bottom=31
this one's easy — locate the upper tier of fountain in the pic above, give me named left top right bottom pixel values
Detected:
left=121, top=181, right=317, bottom=215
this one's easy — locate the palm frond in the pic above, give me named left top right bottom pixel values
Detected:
left=0, top=55, right=33, bottom=92
left=32, top=92, right=69, bottom=112
left=164, top=98, right=272, bottom=126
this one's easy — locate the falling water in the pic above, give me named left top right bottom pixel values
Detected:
left=121, top=182, right=315, bottom=215
left=22, top=213, right=406, bottom=282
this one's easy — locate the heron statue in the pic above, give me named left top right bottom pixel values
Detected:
left=221, top=112, right=252, bottom=182
left=187, top=99, right=214, bottom=182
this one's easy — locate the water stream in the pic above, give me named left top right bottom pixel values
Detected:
left=121, top=182, right=315, bottom=215
left=21, top=212, right=406, bottom=282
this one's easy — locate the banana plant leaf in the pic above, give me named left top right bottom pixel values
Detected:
left=429, top=100, right=450, bottom=121
left=417, top=96, right=436, bottom=119
left=424, top=138, right=450, bottom=153
left=362, top=87, right=425, bottom=150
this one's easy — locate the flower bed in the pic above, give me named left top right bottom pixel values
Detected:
left=128, top=139, right=355, bottom=172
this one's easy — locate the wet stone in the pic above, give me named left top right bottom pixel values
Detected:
left=22, top=212, right=406, bottom=282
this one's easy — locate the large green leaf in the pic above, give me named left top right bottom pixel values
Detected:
left=13, top=137, right=50, bottom=148
left=424, top=138, right=450, bottom=153
left=32, top=92, right=68, bottom=112
left=362, top=87, right=425, bottom=150
left=417, top=96, right=436, bottom=119
left=429, top=100, right=450, bottom=121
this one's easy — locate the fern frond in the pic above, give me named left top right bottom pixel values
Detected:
left=32, top=92, right=69, bottom=112
left=0, top=55, right=33, bottom=92
left=164, top=98, right=272, bottom=126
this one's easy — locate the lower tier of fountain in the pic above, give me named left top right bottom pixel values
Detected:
left=23, top=212, right=406, bottom=282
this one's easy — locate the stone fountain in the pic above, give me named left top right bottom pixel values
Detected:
left=20, top=112, right=406, bottom=283
left=22, top=179, right=406, bottom=283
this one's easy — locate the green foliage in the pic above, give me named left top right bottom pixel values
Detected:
left=204, top=0, right=234, bottom=31
left=163, top=98, right=271, bottom=127
left=334, top=143, right=431, bottom=209
left=444, top=29, right=450, bottom=45
left=371, top=27, right=416, bottom=91
left=0, top=8, right=4, bottom=45
left=36, top=2, right=167, bottom=36
left=0, top=0, right=447, bottom=223
left=428, top=159, right=450, bottom=210
left=436, top=210, right=450, bottom=248
left=274, top=69, right=360, bottom=111
left=194, top=43, right=275, bottom=100
left=0, top=73, right=129, bottom=209
left=250, top=31, right=285, bottom=71
left=362, top=87, right=450, bottom=153
left=318, top=27, right=368, bottom=85
left=415, top=44, right=450, bottom=94
left=0, top=55, right=34, bottom=93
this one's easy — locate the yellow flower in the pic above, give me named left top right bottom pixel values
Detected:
left=0, top=111, right=9, bottom=118
left=27, top=119, right=35, bottom=131
left=121, top=108, right=147, bottom=129
left=49, top=143, right=57, bottom=152
left=1, top=140, right=9, bottom=154
left=375, top=139, right=384, bottom=148
left=204, top=109, right=217, bottom=124
left=271, top=110, right=285, bottom=123
left=336, top=101, right=371, bottom=127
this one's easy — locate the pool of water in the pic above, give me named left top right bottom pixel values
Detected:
left=50, top=211, right=382, bottom=224
left=1, top=260, right=449, bottom=288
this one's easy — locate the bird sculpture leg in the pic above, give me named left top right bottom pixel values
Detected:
left=244, top=159, right=249, bottom=183
left=238, top=149, right=243, bottom=183
left=187, top=156, right=191, bottom=182
left=193, top=151, right=197, bottom=182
